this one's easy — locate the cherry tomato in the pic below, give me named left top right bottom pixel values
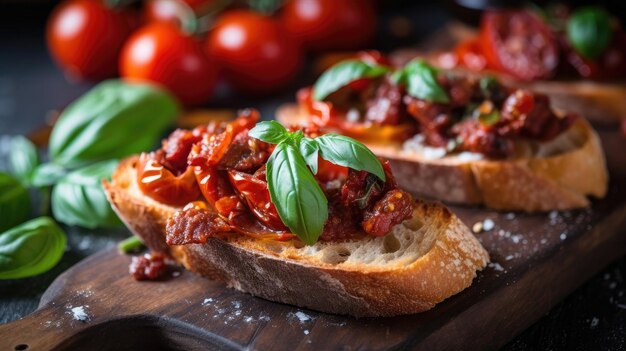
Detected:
left=137, top=153, right=200, bottom=206
left=144, top=0, right=219, bottom=26
left=206, top=10, right=303, bottom=94
left=47, top=0, right=136, bottom=80
left=281, top=0, right=377, bottom=51
left=120, top=22, right=218, bottom=106
left=480, top=10, right=559, bottom=81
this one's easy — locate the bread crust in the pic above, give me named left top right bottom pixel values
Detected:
left=104, top=157, right=489, bottom=317
left=276, top=104, right=608, bottom=212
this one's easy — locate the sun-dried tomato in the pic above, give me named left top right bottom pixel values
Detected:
left=166, top=207, right=231, bottom=245
left=362, top=189, right=413, bottom=237
left=228, top=170, right=287, bottom=231
left=129, top=252, right=168, bottom=281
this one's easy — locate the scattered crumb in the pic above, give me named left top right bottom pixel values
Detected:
left=590, top=317, right=599, bottom=328
left=231, top=300, right=241, bottom=309
left=560, top=233, right=568, bottom=240
left=244, top=316, right=254, bottom=323
left=472, top=221, right=483, bottom=233
left=304, top=330, right=310, bottom=335
left=505, top=255, right=514, bottom=261
left=488, top=262, right=504, bottom=272
left=259, top=314, right=271, bottom=322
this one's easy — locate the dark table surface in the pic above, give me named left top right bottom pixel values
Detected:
left=0, top=2, right=624, bottom=350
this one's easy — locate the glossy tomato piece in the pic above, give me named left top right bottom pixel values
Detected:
left=455, top=38, right=487, bottom=71
left=120, top=22, right=218, bottom=106
left=281, top=0, right=377, bottom=51
left=206, top=10, right=303, bottom=94
left=47, top=0, right=136, bottom=80
left=227, top=170, right=287, bottom=231
left=144, top=0, right=220, bottom=26
left=137, top=153, right=200, bottom=206
left=480, top=10, right=559, bottom=81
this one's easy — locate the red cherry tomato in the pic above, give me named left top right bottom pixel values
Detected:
left=281, top=0, right=377, bottom=51
left=120, top=22, right=218, bottom=106
left=206, top=10, right=303, bottom=94
left=480, top=10, right=559, bottom=81
left=137, top=153, right=200, bottom=206
left=144, top=0, right=219, bottom=26
left=47, top=0, right=136, bottom=80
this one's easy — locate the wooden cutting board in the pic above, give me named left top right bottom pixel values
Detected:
left=1, top=128, right=625, bottom=351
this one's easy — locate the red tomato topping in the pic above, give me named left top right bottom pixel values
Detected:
left=137, top=153, right=200, bottom=206
left=480, top=10, right=559, bottom=81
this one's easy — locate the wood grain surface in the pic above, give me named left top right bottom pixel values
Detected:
left=0, top=130, right=625, bottom=351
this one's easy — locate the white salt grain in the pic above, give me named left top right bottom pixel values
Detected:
left=70, top=306, right=89, bottom=322
left=482, top=219, right=495, bottom=231
left=560, top=233, right=567, bottom=240
left=294, top=311, right=312, bottom=323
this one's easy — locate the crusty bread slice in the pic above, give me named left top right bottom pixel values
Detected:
left=104, top=157, right=489, bottom=317
left=390, top=22, right=626, bottom=125
left=277, top=104, right=608, bottom=212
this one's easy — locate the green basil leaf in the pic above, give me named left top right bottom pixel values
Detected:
left=313, top=60, right=389, bottom=101
left=315, top=134, right=385, bottom=181
left=248, top=121, right=288, bottom=144
left=266, top=142, right=327, bottom=245
left=49, top=80, right=179, bottom=169
left=31, top=163, right=67, bottom=187
left=0, top=217, right=66, bottom=279
left=9, top=135, right=40, bottom=185
left=567, top=7, right=613, bottom=59
left=0, top=173, right=31, bottom=233
left=51, top=160, right=121, bottom=228
left=394, top=59, right=449, bottom=103
left=479, top=75, right=500, bottom=98
left=299, top=138, right=319, bottom=174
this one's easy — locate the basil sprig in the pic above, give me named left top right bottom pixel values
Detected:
left=392, top=59, right=450, bottom=103
left=9, top=136, right=40, bottom=186
left=0, top=173, right=31, bottom=233
left=249, top=121, right=385, bottom=245
left=0, top=217, right=66, bottom=279
left=49, top=80, right=179, bottom=168
left=51, top=160, right=121, bottom=229
left=567, top=7, right=613, bottom=59
left=313, top=59, right=389, bottom=101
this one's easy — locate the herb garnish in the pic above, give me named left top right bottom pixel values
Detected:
left=249, top=121, right=385, bottom=245
left=392, top=59, right=450, bottom=103
left=313, top=59, right=389, bottom=101
left=566, top=7, right=613, bottom=59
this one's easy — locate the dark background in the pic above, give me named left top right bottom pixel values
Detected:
left=0, top=1, right=624, bottom=350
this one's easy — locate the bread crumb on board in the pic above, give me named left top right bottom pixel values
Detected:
left=472, top=219, right=495, bottom=233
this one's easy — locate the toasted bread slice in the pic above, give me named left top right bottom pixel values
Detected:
left=277, top=104, right=608, bottom=212
left=390, top=22, right=626, bottom=125
left=104, top=156, right=489, bottom=317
